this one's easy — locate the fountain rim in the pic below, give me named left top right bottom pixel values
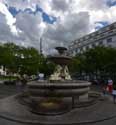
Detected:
left=27, top=80, right=91, bottom=87
left=55, top=47, right=67, bottom=51
left=47, top=55, right=72, bottom=60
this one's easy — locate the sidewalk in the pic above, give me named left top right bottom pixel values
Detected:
left=91, top=84, right=115, bottom=103
left=0, top=80, right=4, bottom=84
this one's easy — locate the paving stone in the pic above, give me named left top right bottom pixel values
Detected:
left=0, top=84, right=116, bottom=125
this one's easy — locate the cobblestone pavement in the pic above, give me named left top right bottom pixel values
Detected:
left=0, top=84, right=24, bottom=125
left=0, top=84, right=116, bottom=125
left=0, top=84, right=17, bottom=99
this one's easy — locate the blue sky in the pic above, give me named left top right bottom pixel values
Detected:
left=95, top=21, right=109, bottom=30
left=106, top=0, right=116, bottom=7
left=8, top=4, right=56, bottom=24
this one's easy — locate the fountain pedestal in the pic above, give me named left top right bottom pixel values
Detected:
left=26, top=80, right=91, bottom=113
left=80, top=93, right=89, bottom=101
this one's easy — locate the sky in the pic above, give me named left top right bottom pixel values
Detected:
left=0, top=0, right=116, bottom=54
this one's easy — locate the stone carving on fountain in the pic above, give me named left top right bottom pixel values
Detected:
left=48, top=47, right=71, bottom=81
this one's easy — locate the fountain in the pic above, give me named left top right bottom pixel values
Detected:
left=2, top=47, right=113, bottom=125
left=25, top=47, right=91, bottom=115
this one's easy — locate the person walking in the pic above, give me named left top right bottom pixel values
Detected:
left=21, top=75, right=27, bottom=92
left=16, top=76, right=22, bottom=93
left=102, top=85, right=107, bottom=96
left=107, top=78, right=113, bottom=94
left=112, top=89, right=116, bottom=103
left=101, top=79, right=107, bottom=96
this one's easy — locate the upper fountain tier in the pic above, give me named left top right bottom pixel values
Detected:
left=55, top=47, right=67, bottom=55
left=48, top=47, right=72, bottom=65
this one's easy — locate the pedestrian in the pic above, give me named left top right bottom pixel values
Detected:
left=21, top=75, right=27, bottom=92
left=102, top=85, right=107, bottom=96
left=16, top=76, right=22, bottom=93
left=38, top=73, right=44, bottom=81
left=107, top=78, right=113, bottom=94
left=112, top=89, right=116, bottom=103
left=101, top=80, right=107, bottom=96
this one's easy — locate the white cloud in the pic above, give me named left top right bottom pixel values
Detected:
left=0, top=13, right=18, bottom=43
left=0, top=0, right=116, bottom=54
left=0, top=2, right=19, bottom=35
left=15, top=11, right=45, bottom=47
left=51, top=0, right=70, bottom=12
left=45, top=12, right=90, bottom=41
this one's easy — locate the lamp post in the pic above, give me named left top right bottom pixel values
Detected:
left=15, top=53, right=24, bottom=75
left=40, top=37, right=43, bottom=55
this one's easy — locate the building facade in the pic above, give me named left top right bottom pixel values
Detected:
left=0, top=66, right=6, bottom=76
left=69, top=22, right=116, bottom=56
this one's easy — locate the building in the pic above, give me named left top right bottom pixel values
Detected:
left=0, top=66, right=6, bottom=76
left=69, top=22, right=116, bottom=56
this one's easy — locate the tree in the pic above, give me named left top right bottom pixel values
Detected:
left=70, top=46, right=116, bottom=80
left=0, top=42, right=46, bottom=76
left=15, top=47, right=43, bottom=75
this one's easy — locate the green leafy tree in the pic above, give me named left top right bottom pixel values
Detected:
left=70, top=46, right=116, bottom=80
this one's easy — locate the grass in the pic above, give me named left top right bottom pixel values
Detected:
left=0, top=76, right=17, bottom=81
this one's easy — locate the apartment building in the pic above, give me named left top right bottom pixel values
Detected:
left=69, top=22, right=116, bottom=56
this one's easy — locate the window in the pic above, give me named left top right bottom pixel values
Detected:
left=85, top=36, right=89, bottom=39
left=108, top=30, right=113, bottom=34
left=80, top=48, right=83, bottom=52
left=86, top=46, right=89, bottom=50
left=114, top=23, right=116, bottom=27
left=108, top=45, right=112, bottom=48
left=76, top=49, right=78, bottom=53
left=106, top=27, right=110, bottom=30
left=91, top=33, right=95, bottom=37
left=110, top=25, right=115, bottom=30
left=98, top=41, right=103, bottom=46
left=92, top=43, right=96, bottom=48
left=98, top=30, right=102, bottom=34
left=107, top=38, right=112, bottom=43
left=77, top=49, right=80, bottom=53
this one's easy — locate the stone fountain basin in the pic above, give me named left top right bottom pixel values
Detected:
left=48, top=56, right=72, bottom=65
left=27, top=80, right=91, bottom=97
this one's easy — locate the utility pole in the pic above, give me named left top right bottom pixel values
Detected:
left=40, top=37, right=43, bottom=55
